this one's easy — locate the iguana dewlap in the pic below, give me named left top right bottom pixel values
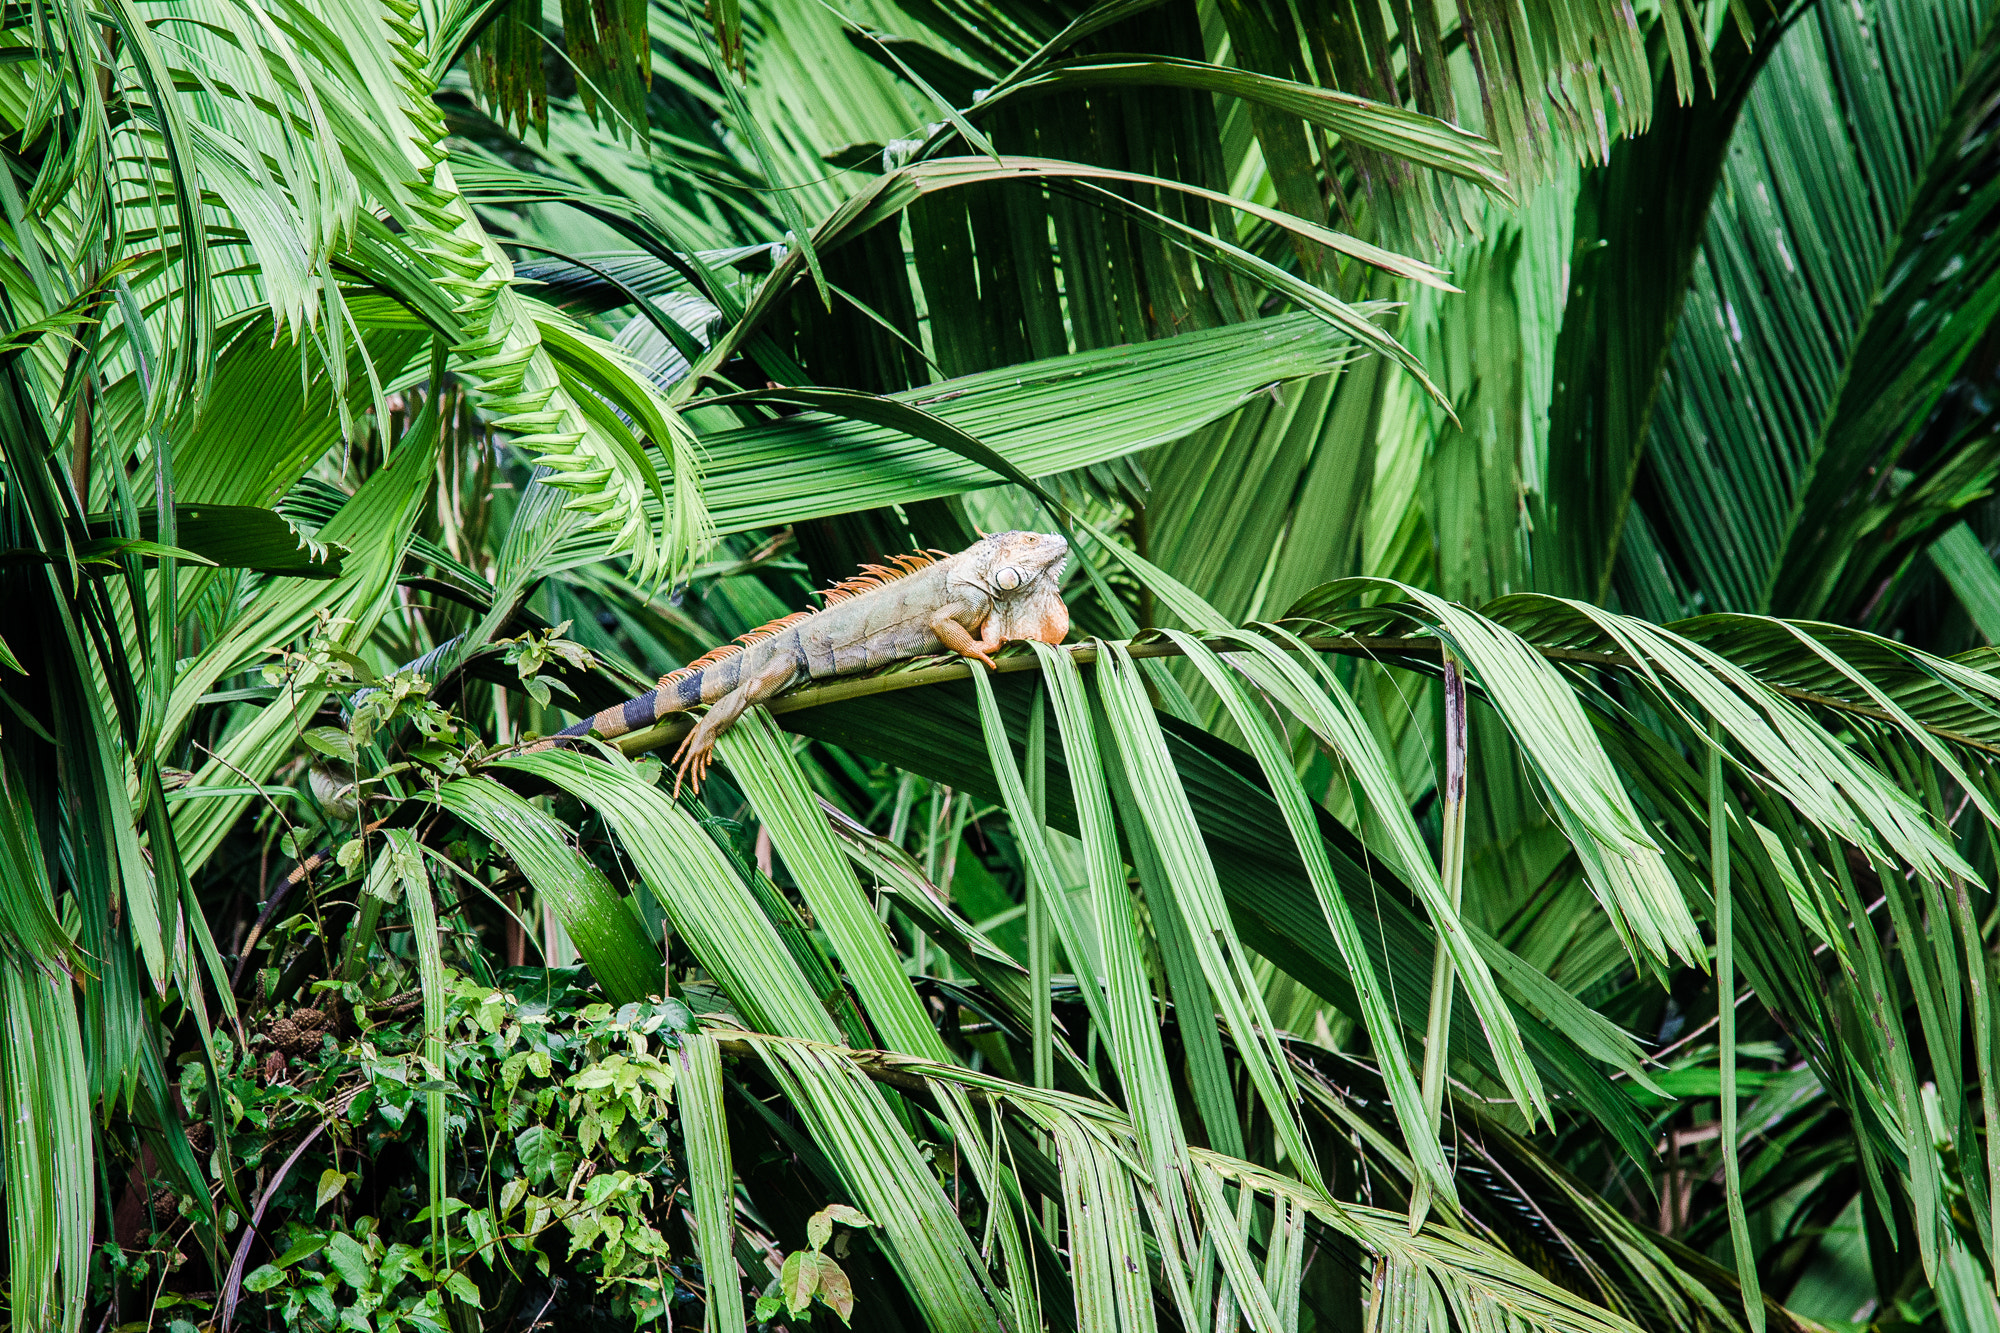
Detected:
left=553, top=531, right=1071, bottom=792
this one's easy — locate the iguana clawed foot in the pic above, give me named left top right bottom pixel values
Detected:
left=665, top=639, right=1002, bottom=796
left=931, top=609, right=1006, bottom=670
left=669, top=735, right=714, bottom=798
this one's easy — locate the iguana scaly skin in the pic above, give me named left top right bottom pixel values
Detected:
left=553, top=531, right=1071, bottom=792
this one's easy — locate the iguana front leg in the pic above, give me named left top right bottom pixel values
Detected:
left=670, top=652, right=798, bottom=795
left=932, top=605, right=1003, bottom=669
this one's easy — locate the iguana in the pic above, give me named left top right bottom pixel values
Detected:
left=550, top=530, right=1072, bottom=792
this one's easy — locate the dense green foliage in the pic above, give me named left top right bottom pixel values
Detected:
left=6, top=0, right=2000, bottom=1331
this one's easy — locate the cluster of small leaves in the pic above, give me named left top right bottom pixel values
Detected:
left=347, top=674, right=454, bottom=758
left=497, top=620, right=597, bottom=709
left=758, top=1204, right=875, bottom=1326
left=299, top=665, right=485, bottom=873
left=468, top=977, right=689, bottom=1301
left=84, top=1015, right=360, bottom=1327
left=129, top=996, right=468, bottom=1332
left=242, top=1214, right=475, bottom=1333
left=262, top=610, right=372, bottom=696
left=117, top=966, right=704, bottom=1331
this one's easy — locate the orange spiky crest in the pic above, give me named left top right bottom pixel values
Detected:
left=816, top=548, right=950, bottom=605
left=657, top=611, right=815, bottom=688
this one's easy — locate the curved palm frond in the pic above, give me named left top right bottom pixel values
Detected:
left=1626, top=0, right=2000, bottom=624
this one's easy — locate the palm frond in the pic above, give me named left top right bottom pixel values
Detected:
left=168, top=390, right=445, bottom=869
left=1630, top=0, right=2000, bottom=622
left=429, top=776, right=663, bottom=1002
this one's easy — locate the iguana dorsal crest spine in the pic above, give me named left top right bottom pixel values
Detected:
left=658, top=610, right=813, bottom=689
left=656, top=547, right=951, bottom=690
left=816, top=548, right=951, bottom=604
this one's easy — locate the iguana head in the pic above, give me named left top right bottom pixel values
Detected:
left=975, top=530, right=1071, bottom=645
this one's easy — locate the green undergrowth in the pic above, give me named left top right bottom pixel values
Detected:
left=103, top=972, right=711, bottom=1332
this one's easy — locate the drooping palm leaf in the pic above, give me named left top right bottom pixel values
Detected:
left=1614, top=0, right=2000, bottom=621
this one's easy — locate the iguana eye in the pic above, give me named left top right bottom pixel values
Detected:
left=994, top=566, right=1023, bottom=591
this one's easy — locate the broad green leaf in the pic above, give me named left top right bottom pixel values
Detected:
left=1347, top=581, right=1703, bottom=967
left=0, top=953, right=92, bottom=1332
left=973, top=653, right=1198, bottom=1283
left=390, top=828, right=450, bottom=1261
left=428, top=777, right=662, bottom=1005
left=1060, top=536, right=1549, bottom=1119
left=1162, top=629, right=1454, bottom=1207
left=75, top=537, right=216, bottom=568
left=1095, top=641, right=1321, bottom=1188
left=772, top=655, right=1630, bottom=1154
left=495, top=748, right=837, bottom=1041
left=1537, top=27, right=1773, bottom=603
left=167, top=387, right=446, bottom=870
left=1931, top=522, right=2000, bottom=644
left=982, top=58, right=1506, bottom=196
left=712, top=709, right=947, bottom=1061
left=745, top=1035, right=1006, bottom=1333
left=553, top=311, right=1372, bottom=567
left=678, top=1033, right=743, bottom=1333
left=1610, top=0, right=2000, bottom=620
left=1711, top=735, right=1764, bottom=1333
